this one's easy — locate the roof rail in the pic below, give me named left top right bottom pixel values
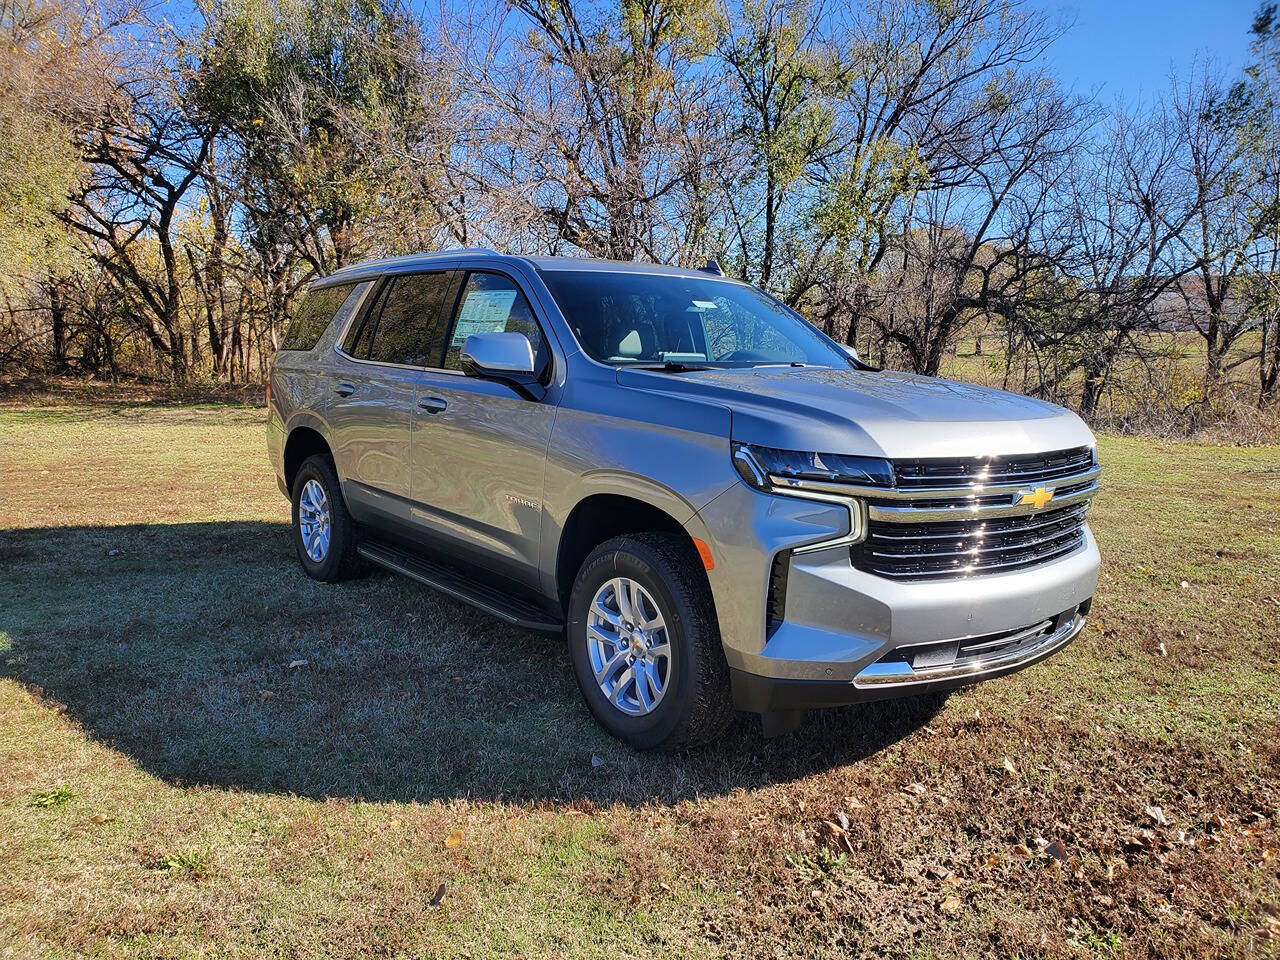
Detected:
left=316, top=248, right=505, bottom=284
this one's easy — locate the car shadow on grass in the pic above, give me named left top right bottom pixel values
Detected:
left=1, top=521, right=944, bottom=805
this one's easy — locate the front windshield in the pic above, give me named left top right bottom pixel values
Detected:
left=539, top=269, right=845, bottom=368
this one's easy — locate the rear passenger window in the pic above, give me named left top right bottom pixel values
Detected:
left=364, top=272, right=454, bottom=366
left=281, top=283, right=358, bottom=351
left=442, top=272, right=546, bottom=372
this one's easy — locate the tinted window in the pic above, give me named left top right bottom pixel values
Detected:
left=442, top=272, right=546, bottom=371
left=344, top=287, right=380, bottom=359
left=281, top=283, right=358, bottom=351
left=540, top=270, right=843, bottom=367
left=364, top=272, right=454, bottom=366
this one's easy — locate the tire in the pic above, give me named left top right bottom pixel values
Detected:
left=566, top=533, right=733, bottom=750
left=290, top=454, right=361, bottom=582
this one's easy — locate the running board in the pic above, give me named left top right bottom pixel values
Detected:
left=357, top=541, right=564, bottom=633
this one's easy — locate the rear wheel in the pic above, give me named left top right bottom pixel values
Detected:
left=567, top=533, right=733, bottom=750
left=291, top=454, right=361, bottom=582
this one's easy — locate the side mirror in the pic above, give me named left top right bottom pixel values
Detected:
left=459, top=332, right=544, bottom=399
left=460, top=332, right=535, bottom=377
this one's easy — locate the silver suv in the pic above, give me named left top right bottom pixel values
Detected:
left=267, top=249, right=1100, bottom=748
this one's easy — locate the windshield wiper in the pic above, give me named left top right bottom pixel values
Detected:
left=631, top=361, right=711, bottom=373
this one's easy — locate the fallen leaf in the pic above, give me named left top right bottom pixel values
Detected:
left=444, top=830, right=463, bottom=849
left=428, top=883, right=445, bottom=906
left=1158, top=642, right=1167, bottom=657
left=902, top=782, right=927, bottom=796
left=1045, top=840, right=1068, bottom=862
left=288, top=659, right=307, bottom=669
left=1001, top=756, right=1018, bottom=776
left=591, top=755, right=604, bottom=768
left=941, top=895, right=962, bottom=916
left=1145, top=805, right=1169, bottom=827
left=90, top=814, right=109, bottom=825
left=1105, top=858, right=1128, bottom=881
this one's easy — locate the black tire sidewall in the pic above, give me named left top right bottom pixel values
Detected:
left=290, top=456, right=353, bottom=582
left=566, top=539, right=701, bottom=749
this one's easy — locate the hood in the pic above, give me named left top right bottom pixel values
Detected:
left=614, top=365, right=1094, bottom=459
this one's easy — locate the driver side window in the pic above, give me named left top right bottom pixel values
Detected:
left=442, top=272, right=548, bottom=373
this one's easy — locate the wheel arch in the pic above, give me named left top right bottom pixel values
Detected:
left=552, top=492, right=707, bottom=614
left=282, top=419, right=335, bottom=495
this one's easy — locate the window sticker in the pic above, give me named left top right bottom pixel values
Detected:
left=451, top=289, right=518, bottom=344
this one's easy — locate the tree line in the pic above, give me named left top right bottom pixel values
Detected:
left=2, top=0, right=1279, bottom=435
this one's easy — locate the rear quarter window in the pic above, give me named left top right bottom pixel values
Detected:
left=280, top=283, right=360, bottom=352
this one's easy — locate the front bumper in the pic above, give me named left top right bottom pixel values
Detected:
left=731, top=602, right=1088, bottom=712
left=688, top=479, right=1100, bottom=710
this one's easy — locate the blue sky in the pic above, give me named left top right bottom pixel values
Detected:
left=161, top=0, right=1264, bottom=103
left=1033, top=0, right=1261, bottom=105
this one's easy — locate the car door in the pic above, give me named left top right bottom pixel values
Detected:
left=408, top=269, right=560, bottom=587
left=325, top=270, right=455, bottom=529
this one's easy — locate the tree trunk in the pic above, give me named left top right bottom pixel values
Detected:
left=49, top=283, right=69, bottom=374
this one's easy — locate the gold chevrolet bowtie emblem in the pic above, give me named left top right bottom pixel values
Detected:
left=1017, top=485, right=1055, bottom=509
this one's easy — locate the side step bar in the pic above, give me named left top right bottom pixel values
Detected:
left=357, top=541, right=564, bottom=633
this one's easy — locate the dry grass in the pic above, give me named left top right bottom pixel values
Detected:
left=0, top=401, right=1278, bottom=958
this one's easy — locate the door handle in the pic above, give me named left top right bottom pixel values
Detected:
left=418, top=396, right=448, bottom=414
left=334, top=382, right=357, bottom=398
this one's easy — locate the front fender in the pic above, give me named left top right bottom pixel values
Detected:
left=537, top=366, right=740, bottom=597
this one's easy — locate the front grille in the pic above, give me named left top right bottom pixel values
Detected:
left=850, top=447, right=1098, bottom=580
left=853, top=503, right=1089, bottom=578
left=893, top=446, right=1095, bottom=489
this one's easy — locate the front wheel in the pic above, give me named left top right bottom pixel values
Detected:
left=566, top=533, right=733, bottom=750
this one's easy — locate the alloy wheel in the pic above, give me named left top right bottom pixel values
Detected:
left=298, top=478, right=331, bottom=562
left=586, top=577, right=671, bottom=716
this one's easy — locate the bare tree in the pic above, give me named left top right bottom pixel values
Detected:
left=1166, top=71, right=1272, bottom=423
left=861, top=68, right=1086, bottom=376
left=448, top=0, right=727, bottom=262
left=68, top=39, right=214, bottom=381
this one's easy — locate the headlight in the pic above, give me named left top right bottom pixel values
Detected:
left=732, top=442, right=894, bottom=491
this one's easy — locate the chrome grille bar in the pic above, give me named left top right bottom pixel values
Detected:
left=769, top=465, right=1100, bottom=504
left=847, top=447, right=1099, bottom=580
left=867, top=503, right=1089, bottom=541
left=867, top=480, right=1098, bottom=523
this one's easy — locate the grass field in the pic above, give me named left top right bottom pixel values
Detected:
left=1, top=399, right=1278, bottom=958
